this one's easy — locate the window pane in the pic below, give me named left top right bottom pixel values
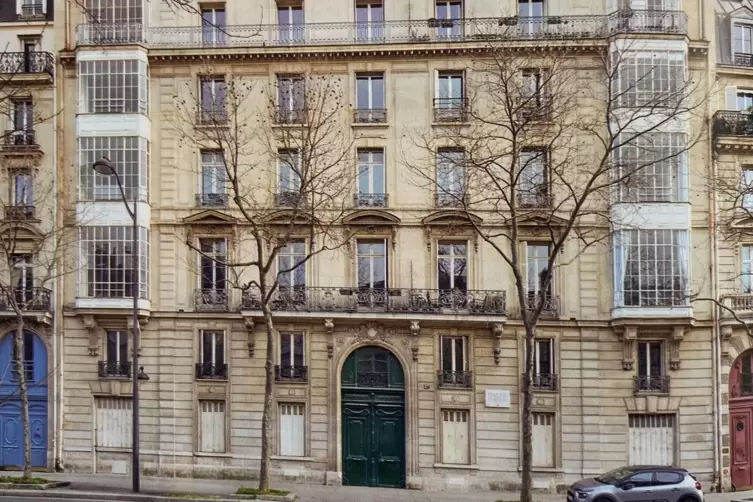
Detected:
left=281, top=334, right=291, bottom=365
left=293, top=334, right=304, bottom=367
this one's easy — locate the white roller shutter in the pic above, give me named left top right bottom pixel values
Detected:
left=532, top=412, right=555, bottom=467
left=628, top=414, right=675, bottom=465
left=95, top=397, right=132, bottom=449
left=279, top=403, right=305, bottom=457
left=199, top=400, right=226, bottom=453
left=442, top=409, right=470, bottom=464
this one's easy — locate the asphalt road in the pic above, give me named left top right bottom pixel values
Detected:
left=0, top=498, right=111, bottom=502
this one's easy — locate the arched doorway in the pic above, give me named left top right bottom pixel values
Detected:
left=341, top=346, right=405, bottom=488
left=0, top=331, right=47, bottom=468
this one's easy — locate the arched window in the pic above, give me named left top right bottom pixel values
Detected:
left=731, top=350, right=753, bottom=399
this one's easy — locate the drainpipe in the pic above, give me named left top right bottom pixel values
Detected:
left=51, top=38, right=62, bottom=471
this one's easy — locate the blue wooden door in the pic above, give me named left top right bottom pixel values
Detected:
left=0, top=331, right=47, bottom=468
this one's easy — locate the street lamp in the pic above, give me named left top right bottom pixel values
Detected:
left=92, top=156, right=142, bottom=493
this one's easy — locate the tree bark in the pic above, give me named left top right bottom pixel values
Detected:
left=257, top=305, right=276, bottom=492
left=14, top=320, right=31, bottom=478
left=520, top=321, right=535, bottom=502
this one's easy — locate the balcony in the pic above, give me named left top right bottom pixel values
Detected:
left=354, top=192, right=388, bottom=208
left=518, top=191, right=554, bottom=209
left=521, top=295, right=560, bottom=320
left=196, top=108, right=228, bottom=126
left=241, top=286, right=506, bottom=317
left=195, top=193, right=229, bottom=208
left=437, top=370, right=473, bottom=389
left=275, top=364, right=308, bottom=383
left=195, top=362, right=228, bottom=380
left=528, top=373, right=558, bottom=391
left=276, top=191, right=306, bottom=207
left=19, top=3, right=44, bottom=20
left=732, top=53, right=753, bottom=68
left=433, top=98, right=469, bottom=123
left=0, top=287, right=51, bottom=312
left=353, top=108, right=387, bottom=124
left=4, top=205, right=35, bottom=220
left=633, top=375, right=670, bottom=394
left=76, top=22, right=146, bottom=46
left=3, top=130, right=38, bottom=149
left=98, top=361, right=132, bottom=378
left=434, top=192, right=466, bottom=208
left=80, top=12, right=686, bottom=51
left=274, top=107, right=306, bottom=125
left=194, top=288, right=228, bottom=311
left=714, top=111, right=753, bottom=138
left=0, top=52, right=53, bottom=83
left=517, top=98, right=553, bottom=122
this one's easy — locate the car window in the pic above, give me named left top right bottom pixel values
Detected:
left=655, top=471, right=684, bottom=485
left=628, top=472, right=654, bottom=487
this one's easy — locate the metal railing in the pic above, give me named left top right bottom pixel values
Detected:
left=241, top=286, right=506, bottom=315
left=195, top=362, right=228, bottom=380
left=77, top=12, right=687, bottom=48
left=274, top=107, right=306, bottom=125
left=4, top=205, right=35, bottom=220
left=353, top=108, right=387, bottom=124
left=523, top=294, right=560, bottom=319
left=274, top=365, right=308, bottom=382
left=276, top=191, right=306, bottom=207
left=434, top=192, right=466, bottom=208
left=528, top=373, right=558, bottom=391
left=734, top=53, right=753, bottom=68
left=437, top=370, right=473, bottom=388
left=19, top=3, right=44, bottom=19
left=98, top=361, right=132, bottom=378
left=354, top=192, right=388, bottom=208
left=433, top=98, right=469, bottom=123
left=4, top=130, right=36, bottom=147
left=0, top=287, right=51, bottom=311
left=195, top=193, right=229, bottom=207
left=518, top=191, right=554, bottom=209
left=0, top=52, right=54, bottom=76
left=194, top=288, right=228, bottom=311
left=196, top=108, right=228, bottom=125
left=713, top=111, right=753, bottom=137
left=633, top=375, right=670, bottom=394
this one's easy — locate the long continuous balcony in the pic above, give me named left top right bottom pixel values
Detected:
left=75, top=11, right=687, bottom=48
left=240, top=286, right=506, bottom=316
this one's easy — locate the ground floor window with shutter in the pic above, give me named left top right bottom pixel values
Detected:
left=95, top=397, right=132, bottom=449
left=199, top=400, right=226, bottom=453
left=628, top=414, right=675, bottom=465
left=441, top=409, right=470, bottom=464
left=532, top=412, right=555, bottom=467
left=279, top=403, right=305, bottom=457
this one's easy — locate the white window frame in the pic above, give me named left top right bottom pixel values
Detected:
left=519, top=148, right=548, bottom=205
left=12, top=170, right=32, bottom=206
left=616, top=51, right=685, bottom=107
left=279, top=402, right=305, bottom=457
left=525, top=242, right=553, bottom=297
left=200, top=330, right=225, bottom=367
left=277, top=240, right=306, bottom=289
left=85, top=0, right=142, bottom=23
left=355, top=0, right=384, bottom=40
left=356, top=239, right=387, bottom=289
left=534, top=338, right=553, bottom=376
left=435, top=71, right=464, bottom=105
left=277, top=75, right=305, bottom=111
left=279, top=333, right=305, bottom=367
left=79, top=60, right=148, bottom=115
left=78, top=136, right=149, bottom=202
left=199, top=76, right=227, bottom=119
left=357, top=149, right=385, bottom=198
left=437, top=241, right=468, bottom=290
left=734, top=22, right=753, bottom=57
left=17, top=0, right=46, bottom=15
left=743, top=167, right=753, bottom=210
left=436, top=149, right=465, bottom=204
left=743, top=245, right=753, bottom=294
left=198, top=400, right=226, bottom=453
left=615, top=132, right=687, bottom=203
left=200, top=150, right=226, bottom=196
left=637, top=340, right=663, bottom=377
left=739, top=90, right=753, bottom=112
left=435, top=0, right=462, bottom=37
left=277, top=4, right=304, bottom=41
left=80, top=226, right=150, bottom=299
left=440, top=335, right=468, bottom=373
left=355, top=73, right=385, bottom=111
left=197, top=237, right=227, bottom=291
left=278, top=149, right=302, bottom=193
left=105, top=330, right=129, bottom=364
left=201, top=7, right=226, bottom=45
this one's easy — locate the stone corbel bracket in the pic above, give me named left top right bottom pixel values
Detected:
left=410, top=321, right=419, bottom=361
left=126, top=315, right=147, bottom=356
left=669, top=326, right=685, bottom=370
left=619, top=326, right=638, bottom=371
left=491, top=323, right=504, bottom=365
left=721, top=325, right=733, bottom=358
left=244, top=317, right=255, bottom=357
left=84, top=315, right=99, bottom=357
left=325, top=319, right=334, bottom=359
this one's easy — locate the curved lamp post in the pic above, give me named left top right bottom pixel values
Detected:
left=92, top=157, right=147, bottom=493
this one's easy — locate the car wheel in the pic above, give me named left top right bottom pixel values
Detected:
left=592, top=498, right=611, bottom=502
left=678, top=496, right=699, bottom=502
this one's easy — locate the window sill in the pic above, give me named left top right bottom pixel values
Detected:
left=633, top=391, right=670, bottom=396
left=272, top=123, right=308, bottom=128
left=351, top=122, right=389, bottom=128
left=96, top=447, right=132, bottom=453
left=433, top=463, right=479, bottom=471
left=532, top=387, right=559, bottom=393
left=274, top=380, right=309, bottom=385
left=99, top=375, right=131, bottom=380
left=194, top=451, right=231, bottom=458
left=437, top=385, right=473, bottom=391
left=432, top=121, right=470, bottom=127
left=271, top=455, right=315, bottom=462
left=196, top=378, right=229, bottom=383
left=517, top=466, right=563, bottom=473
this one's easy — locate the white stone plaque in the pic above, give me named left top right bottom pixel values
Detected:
left=485, top=389, right=511, bottom=408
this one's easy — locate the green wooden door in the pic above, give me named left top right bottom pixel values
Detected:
left=342, top=346, right=405, bottom=488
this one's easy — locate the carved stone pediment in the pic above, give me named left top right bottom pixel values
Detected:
left=421, top=210, right=481, bottom=228
left=343, top=209, right=400, bottom=227
left=182, top=209, right=237, bottom=226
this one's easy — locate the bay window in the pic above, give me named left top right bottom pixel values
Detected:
left=79, top=60, right=148, bottom=115
left=81, top=226, right=150, bottom=299
left=615, top=132, right=687, bottom=203
left=616, top=50, right=685, bottom=107
left=79, top=136, right=149, bottom=202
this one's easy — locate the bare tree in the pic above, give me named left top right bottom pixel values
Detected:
left=404, top=43, right=704, bottom=501
left=170, top=69, right=354, bottom=491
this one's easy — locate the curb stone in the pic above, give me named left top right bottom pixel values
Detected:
left=0, top=481, right=70, bottom=490
left=0, top=489, right=240, bottom=502
left=229, top=494, right=298, bottom=501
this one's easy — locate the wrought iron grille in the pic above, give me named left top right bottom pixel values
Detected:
left=531, top=373, right=558, bottom=391
left=437, top=370, right=473, bottom=388
left=713, top=111, right=753, bottom=137
left=195, top=193, right=229, bottom=207
left=0, top=52, right=54, bottom=76
left=734, top=53, right=753, bottom=67
left=194, top=289, right=229, bottom=311
left=275, top=107, right=306, bottom=125
left=195, top=362, right=229, bottom=380
left=275, top=365, right=308, bottom=382
left=433, top=98, right=469, bottom=123
left=76, top=23, right=146, bottom=45
left=357, top=371, right=389, bottom=388
left=517, top=191, right=553, bottom=209
left=633, top=375, right=670, bottom=394
left=354, top=192, right=388, bottom=208
left=4, top=130, right=36, bottom=147
left=353, top=109, right=387, bottom=124
left=4, top=205, right=35, bottom=220
left=98, top=361, right=132, bottom=378
left=523, top=294, right=560, bottom=319
left=0, top=287, right=51, bottom=311
left=196, top=108, right=228, bottom=125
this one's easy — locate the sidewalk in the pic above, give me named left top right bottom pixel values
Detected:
left=8, top=472, right=753, bottom=502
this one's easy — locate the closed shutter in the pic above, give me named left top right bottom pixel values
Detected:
left=442, top=409, right=470, bottom=465
left=532, top=412, right=555, bottom=467
left=628, top=414, right=675, bottom=465
left=279, top=403, right=305, bottom=457
left=726, top=86, right=739, bottom=111
left=199, top=400, right=226, bottom=453
left=95, top=397, right=132, bottom=449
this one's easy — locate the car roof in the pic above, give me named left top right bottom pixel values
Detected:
left=627, top=465, right=688, bottom=473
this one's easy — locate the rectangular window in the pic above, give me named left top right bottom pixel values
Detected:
left=278, top=333, right=306, bottom=381
left=79, top=60, right=147, bottom=115
left=355, top=74, right=386, bottom=123
left=198, top=400, right=226, bottom=453
left=277, top=149, right=302, bottom=206
left=356, top=239, right=387, bottom=307
left=102, top=330, right=130, bottom=378
left=617, top=51, right=685, bottom=107
left=276, top=75, right=305, bottom=123
left=736, top=24, right=753, bottom=56
left=279, top=403, right=305, bottom=456
left=201, top=8, right=226, bottom=45
left=439, top=335, right=470, bottom=387
left=435, top=72, right=466, bottom=122
left=616, top=132, right=687, bottom=203
left=441, top=409, right=470, bottom=464
left=738, top=90, right=753, bottom=112
left=199, top=77, right=227, bottom=123
left=435, top=1, right=462, bottom=38
left=198, top=238, right=227, bottom=291
left=85, top=0, right=143, bottom=23
left=618, top=229, right=689, bottom=308
left=95, top=397, right=132, bottom=448
left=628, top=414, right=675, bottom=465
left=355, top=0, right=384, bottom=41
left=532, top=412, right=555, bottom=467
left=526, top=243, right=553, bottom=298
left=743, top=167, right=753, bottom=209
left=11, top=254, right=33, bottom=296
left=532, top=339, right=555, bottom=390
left=20, top=0, right=44, bottom=18
left=744, top=245, right=753, bottom=294
left=356, top=149, right=386, bottom=207
left=11, top=99, right=32, bottom=133
left=519, top=149, right=549, bottom=207
left=81, top=226, right=149, bottom=299
left=436, top=149, right=465, bottom=207
left=437, top=241, right=467, bottom=291
left=278, top=4, right=304, bottom=43
left=519, top=0, right=544, bottom=35
left=197, top=330, right=226, bottom=379
left=278, top=240, right=306, bottom=292
left=78, top=136, right=149, bottom=202
left=635, top=341, right=667, bottom=392
left=12, top=171, right=32, bottom=207
left=199, top=151, right=227, bottom=207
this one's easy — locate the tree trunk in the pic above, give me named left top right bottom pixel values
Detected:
left=257, top=305, right=276, bottom=492
left=520, top=322, right=536, bottom=502
left=14, top=320, right=31, bottom=478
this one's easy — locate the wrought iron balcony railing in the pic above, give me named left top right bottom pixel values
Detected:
left=517, top=97, right=554, bottom=122
left=4, top=205, right=35, bottom=220
left=196, top=108, right=228, bottom=125
left=241, top=286, right=507, bottom=315
left=434, top=192, right=466, bottom=208
left=195, top=193, right=229, bottom=207
left=353, top=108, right=387, bottom=124
left=98, top=361, right=132, bottom=378
left=275, top=107, right=306, bottom=125
left=437, top=370, right=473, bottom=388
left=276, top=191, right=306, bottom=207
left=4, top=130, right=37, bottom=147
left=0, top=52, right=54, bottom=76
left=354, top=192, right=388, bottom=208
left=79, top=12, right=687, bottom=49
left=633, top=375, right=670, bottom=394
left=195, top=288, right=228, bottom=311
left=523, top=294, right=560, bottom=319
left=195, top=362, right=228, bottom=380
left=0, top=287, right=51, bottom=312
left=275, top=364, right=308, bottom=382
left=433, top=98, right=469, bottom=123
left=528, top=373, right=558, bottom=391
left=518, top=191, right=554, bottom=209
left=714, top=111, right=753, bottom=137
left=733, top=53, right=753, bottom=68
left=19, top=3, right=44, bottom=19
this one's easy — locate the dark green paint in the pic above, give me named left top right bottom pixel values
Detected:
left=342, top=346, right=405, bottom=488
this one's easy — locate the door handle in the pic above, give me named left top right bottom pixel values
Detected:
left=643, top=490, right=652, bottom=494
left=672, top=488, right=680, bottom=492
